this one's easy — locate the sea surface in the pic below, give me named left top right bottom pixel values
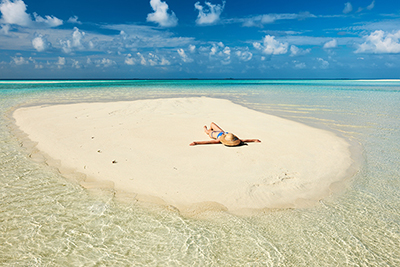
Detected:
left=0, top=80, right=399, bottom=266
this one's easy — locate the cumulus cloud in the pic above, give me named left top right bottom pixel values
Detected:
left=355, top=30, right=400, bottom=54
left=148, top=53, right=170, bottom=66
left=323, top=39, right=338, bottom=49
left=137, top=52, right=170, bottom=66
left=210, top=45, right=217, bottom=56
left=94, top=58, right=116, bottom=68
left=67, top=16, right=81, bottom=24
left=33, top=13, right=62, bottom=27
left=11, top=55, right=28, bottom=65
left=32, top=34, right=51, bottom=52
left=71, top=59, right=80, bottom=69
left=253, top=35, right=288, bottom=55
left=188, top=44, right=196, bottom=53
left=206, top=42, right=232, bottom=64
left=293, top=61, right=306, bottom=69
left=194, top=1, right=225, bottom=25
left=56, top=56, right=65, bottom=68
left=125, top=53, right=135, bottom=65
left=0, top=0, right=62, bottom=27
left=147, top=0, right=178, bottom=27
left=177, top=48, right=194, bottom=63
left=317, top=58, right=329, bottom=69
left=221, top=46, right=231, bottom=64
left=343, top=2, right=353, bottom=14
left=137, top=52, right=147, bottom=65
left=290, top=45, right=311, bottom=56
left=72, top=27, right=85, bottom=48
left=0, top=0, right=31, bottom=26
left=235, top=50, right=252, bottom=61
left=60, top=27, right=87, bottom=53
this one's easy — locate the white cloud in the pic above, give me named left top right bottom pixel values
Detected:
left=210, top=45, right=217, bottom=56
left=67, top=16, right=81, bottom=24
left=220, top=46, right=231, bottom=64
left=293, top=61, right=306, bottom=69
left=125, top=53, right=135, bottom=65
left=72, top=27, right=84, bottom=48
left=253, top=35, right=288, bottom=55
left=147, top=0, right=178, bottom=27
left=148, top=53, right=170, bottom=66
left=32, top=34, right=50, bottom=52
left=343, top=2, right=353, bottom=14
left=60, top=27, right=87, bottom=53
left=11, top=55, right=28, bottom=65
left=137, top=52, right=147, bottom=65
left=177, top=48, right=193, bottom=63
left=0, top=0, right=62, bottom=28
left=136, top=52, right=170, bottom=66
left=290, top=45, right=311, bottom=56
left=0, top=0, right=31, bottom=26
left=194, top=1, right=225, bottom=25
left=56, top=56, right=65, bottom=68
left=355, top=30, right=400, bottom=54
left=235, top=50, right=252, bottom=61
left=59, top=40, right=72, bottom=54
left=94, top=58, right=116, bottom=68
left=323, top=39, right=338, bottom=49
left=1, top=23, right=10, bottom=34
left=71, top=59, right=80, bottom=69
left=160, top=57, right=170, bottom=66
left=367, top=0, right=375, bottom=10
left=206, top=42, right=232, bottom=64
left=317, top=58, right=329, bottom=69
left=188, top=44, right=196, bottom=53
left=33, top=13, right=63, bottom=27
left=241, top=12, right=315, bottom=27
left=222, top=46, right=230, bottom=56
left=358, top=0, right=375, bottom=12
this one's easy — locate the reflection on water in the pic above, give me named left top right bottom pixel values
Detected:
left=1, top=80, right=400, bottom=266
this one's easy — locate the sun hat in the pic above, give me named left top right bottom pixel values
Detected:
left=219, top=133, right=241, bottom=147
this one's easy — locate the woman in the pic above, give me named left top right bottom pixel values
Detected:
left=189, top=122, right=261, bottom=146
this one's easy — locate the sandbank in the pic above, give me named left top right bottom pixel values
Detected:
left=13, top=97, right=355, bottom=214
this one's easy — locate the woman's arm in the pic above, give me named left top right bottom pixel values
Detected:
left=240, top=139, right=261, bottom=143
left=189, top=140, right=221, bottom=146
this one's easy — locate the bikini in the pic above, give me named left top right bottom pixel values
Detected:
left=211, top=131, right=228, bottom=139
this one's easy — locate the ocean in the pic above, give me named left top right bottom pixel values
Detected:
left=0, top=80, right=399, bottom=266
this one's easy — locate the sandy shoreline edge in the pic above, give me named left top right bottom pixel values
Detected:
left=12, top=97, right=358, bottom=215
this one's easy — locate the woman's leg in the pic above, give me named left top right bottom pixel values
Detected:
left=210, top=122, right=223, bottom=132
left=204, top=122, right=224, bottom=139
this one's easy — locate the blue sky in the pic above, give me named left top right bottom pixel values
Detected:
left=0, top=0, right=400, bottom=79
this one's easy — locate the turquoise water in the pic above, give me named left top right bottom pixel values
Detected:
left=1, top=80, right=399, bottom=266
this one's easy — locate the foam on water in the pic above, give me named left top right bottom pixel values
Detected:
left=1, top=80, right=399, bottom=266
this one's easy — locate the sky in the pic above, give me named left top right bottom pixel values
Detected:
left=0, top=0, right=400, bottom=79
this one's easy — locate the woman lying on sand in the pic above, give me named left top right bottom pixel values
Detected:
left=189, top=122, right=261, bottom=146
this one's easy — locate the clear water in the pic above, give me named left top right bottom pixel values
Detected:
left=1, top=80, right=399, bottom=266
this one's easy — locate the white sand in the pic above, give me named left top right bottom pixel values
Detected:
left=13, top=97, right=355, bottom=214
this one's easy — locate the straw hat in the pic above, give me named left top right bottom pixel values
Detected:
left=219, top=133, right=241, bottom=146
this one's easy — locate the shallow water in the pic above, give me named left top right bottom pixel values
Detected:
left=1, top=80, right=399, bottom=266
